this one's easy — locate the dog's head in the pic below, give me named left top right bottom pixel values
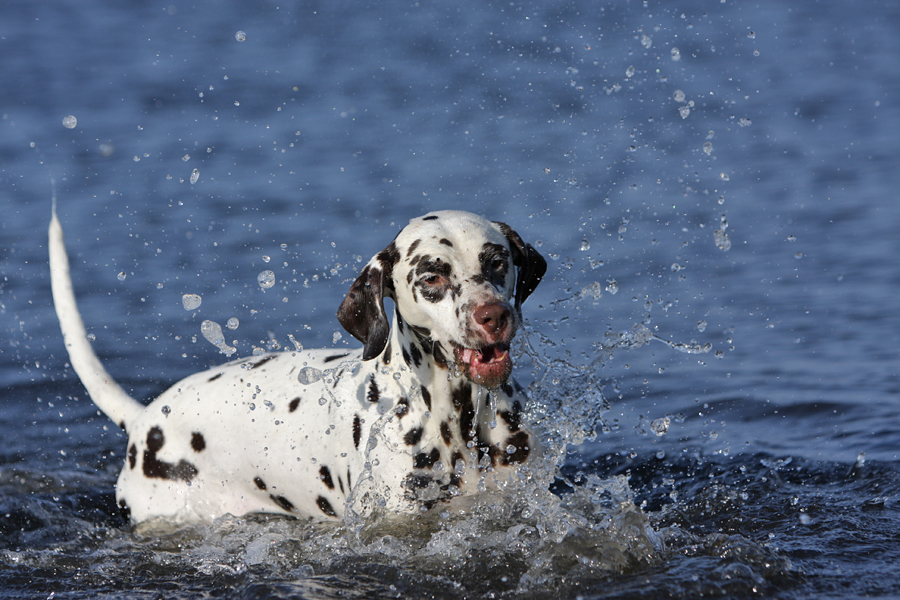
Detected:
left=337, top=211, right=546, bottom=388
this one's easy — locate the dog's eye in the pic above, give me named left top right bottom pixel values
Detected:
left=422, top=274, right=444, bottom=286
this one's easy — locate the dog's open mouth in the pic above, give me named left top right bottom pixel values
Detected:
left=454, top=343, right=513, bottom=387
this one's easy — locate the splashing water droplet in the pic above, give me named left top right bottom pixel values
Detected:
left=606, top=279, right=619, bottom=295
left=117, top=272, right=127, bottom=282
left=679, top=106, right=691, bottom=119
left=650, top=417, right=670, bottom=436
left=703, top=141, right=713, bottom=155
left=697, top=320, right=708, bottom=332
left=257, top=270, right=276, bottom=289
left=625, top=65, right=635, bottom=78
left=62, top=115, right=77, bottom=129
left=298, top=366, right=323, bottom=385
left=226, top=317, right=239, bottom=330
left=673, top=90, right=685, bottom=103
left=670, top=47, right=681, bottom=61
left=189, top=168, right=200, bottom=184
left=161, top=405, right=171, bottom=417
left=235, top=30, right=247, bottom=42
left=182, top=293, right=202, bottom=310
left=200, top=320, right=236, bottom=356
left=640, top=34, right=652, bottom=48
left=580, top=239, right=591, bottom=251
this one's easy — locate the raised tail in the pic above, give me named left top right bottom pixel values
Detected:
left=49, top=206, right=143, bottom=431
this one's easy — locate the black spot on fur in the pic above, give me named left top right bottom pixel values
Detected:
left=142, top=426, right=198, bottom=483
left=128, top=443, right=137, bottom=469
left=323, top=353, right=350, bottom=363
left=404, top=427, right=424, bottom=446
left=250, top=355, right=277, bottom=369
left=118, top=498, right=131, bottom=520
left=254, top=477, right=267, bottom=490
left=414, top=448, right=441, bottom=469
left=319, top=466, right=335, bottom=490
left=402, top=345, right=412, bottom=368
left=395, top=397, right=409, bottom=419
left=289, top=397, right=301, bottom=412
left=440, top=421, right=452, bottom=445
left=501, top=382, right=515, bottom=397
left=208, top=373, right=222, bottom=382
left=408, top=343, right=422, bottom=368
left=118, top=420, right=126, bottom=432
left=317, top=496, right=337, bottom=517
left=382, top=339, right=392, bottom=365
left=270, top=494, right=296, bottom=512
left=433, top=342, right=449, bottom=368
left=451, top=382, right=472, bottom=412
left=421, top=386, right=432, bottom=411
left=478, top=242, right=511, bottom=290
left=422, top=215, right=439, bottom=221
left=190, top=432, right=206, bottom=452
left=367, top=375, right=380, bottom=403
left=353, top=414, right=362, bottom=448
left=440, top=238, right=453, bottom=247
left=499, top=409, right=521, bottom=432
left=502, top=431, right=532, bottom=465
left=407, top=239, right=421, bottom=257
left=459, top=396, right=476, bottom=443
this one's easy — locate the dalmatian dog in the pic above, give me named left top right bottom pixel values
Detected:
left=49, top=209, right=546, bottom=523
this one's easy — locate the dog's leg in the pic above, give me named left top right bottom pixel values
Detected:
left=49, top=207, right=143, bottom=431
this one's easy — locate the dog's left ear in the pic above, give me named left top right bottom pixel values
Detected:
left=494, top=221, right=547, bottom=307
left=337, top=242, right=399, bottom=361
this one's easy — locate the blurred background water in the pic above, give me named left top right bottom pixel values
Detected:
left=1, top=0, right=899, bottom=598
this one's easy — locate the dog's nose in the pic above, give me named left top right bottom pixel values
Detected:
left=474, top=302, right=511, bottom=336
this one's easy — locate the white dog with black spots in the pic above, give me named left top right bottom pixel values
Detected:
left=49, top=209, right=546, bottom=523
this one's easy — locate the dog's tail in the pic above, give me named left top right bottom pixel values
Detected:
left=49, top=205, right=143, bottom=431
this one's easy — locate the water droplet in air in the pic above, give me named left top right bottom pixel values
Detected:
left=679, top=106, right=691, bottom=119
left=298, top=366, right=323, bottom=385
left=161, top=405, right=171, bottom=417
left=333, top=332, right=342, bottom=343
left=640, top=34, right=652, bottom=48
left=670, top=47, right=681, bottom=61
left=226, top=317, right=239, bottom=330
left=625, top=65, right=635, bottom=78
left=62, top=115, right=77, bottom=129
left=117, top=272, right=127, bottom=282
left=262, top=255, right=271, bottom=263
left=318, top=397, right=327, bottom=406
left=650, top=417, right=671, bottom=436
left=580, top=239, right=590, bottom=251
left=189, top=168, right=200, bottom=184
left=697, top=320, right=708, bottom=332
left=673, top=90, right=685, bottom=103
left=235, top=30, right=247, bottom=42
left=182, top=294, right=202, bottom=310
left=258, top=270, right=276, bottom=289
left=201, top=320, right=236, bottom=356
left=606, top=279, right=619, bottom=294
left=703, top=141, right=713, bottom=155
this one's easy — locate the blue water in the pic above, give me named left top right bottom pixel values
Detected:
left=2, top=0, right=899, bottom=598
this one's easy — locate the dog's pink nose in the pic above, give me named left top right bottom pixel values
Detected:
left=474, top=303, right=511, bottom=336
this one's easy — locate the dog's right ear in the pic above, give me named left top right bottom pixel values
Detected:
left=337, top=242, right=399, bottom=361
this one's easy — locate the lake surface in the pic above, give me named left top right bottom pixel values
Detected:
left=1, top=0, right=899, bottom=598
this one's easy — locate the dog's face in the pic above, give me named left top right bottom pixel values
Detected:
left=337, top=211, right=546, bottom=388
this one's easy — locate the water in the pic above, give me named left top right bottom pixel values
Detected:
left=2, top=0, right=899, bottom=598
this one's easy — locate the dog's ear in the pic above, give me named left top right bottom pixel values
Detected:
left=337, top=242, right=399, bottom=361
left=494, top=221, right=547, bottom=307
